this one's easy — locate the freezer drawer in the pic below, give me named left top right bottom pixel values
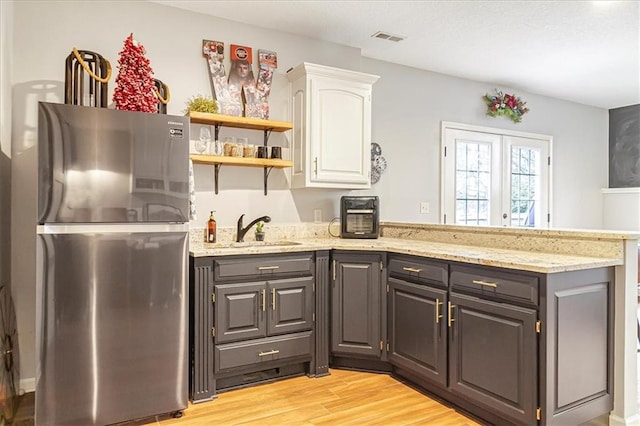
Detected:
left=35, top=231, right=188, bottom=425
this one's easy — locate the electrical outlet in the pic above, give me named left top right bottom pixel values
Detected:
left=420, top=202, right=430, bottom=214
left=313, top=208, right=322, bottom=223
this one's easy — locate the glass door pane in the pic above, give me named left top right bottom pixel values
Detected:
left=503, top=134, right=550, bottom=228
left=510, top=146, right=540, bottom=227
left=455, top=141, right=491, bottom=225
left=443, top=128, right=502, bottom=226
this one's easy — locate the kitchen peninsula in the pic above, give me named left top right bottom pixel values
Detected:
left=189, top=222, right=639, bottom=426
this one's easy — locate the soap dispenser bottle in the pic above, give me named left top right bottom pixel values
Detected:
left=206, top=211, right=217, bottom=243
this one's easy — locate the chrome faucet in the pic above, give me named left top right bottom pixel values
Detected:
left=236, top=214, right=271, bottom=242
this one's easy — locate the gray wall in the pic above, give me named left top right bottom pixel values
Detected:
left=7, top=1, right=610, bottom=386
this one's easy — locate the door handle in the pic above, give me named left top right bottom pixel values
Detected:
left=448, top=301, right=455, bottom=328
left=271, top=288, right=276, bottom=311
left=261, top=289, right=266, bottom=312
left=435, top=298, right=443, bottom=324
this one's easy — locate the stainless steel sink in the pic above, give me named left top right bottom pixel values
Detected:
left=209, top=241, right=303, bottom=249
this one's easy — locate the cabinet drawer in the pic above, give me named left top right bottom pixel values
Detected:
left=450, top=264, right=538, bottom=306
left=388, top=255, right=448, bottom=288
left=214, top=253, right=314, bottom=281
left=215, top=331, right=312, bottom=372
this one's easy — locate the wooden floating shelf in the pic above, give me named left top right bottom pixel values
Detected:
left=190, top=154, right=293, bottom=168
left=188, top=112, right=293, bottom=133
left=187, top=113, right=294, bottom=195
left=190, top=154, right=292, bottom=195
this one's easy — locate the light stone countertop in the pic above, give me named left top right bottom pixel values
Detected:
left=189, top=236, right=622, bottom=274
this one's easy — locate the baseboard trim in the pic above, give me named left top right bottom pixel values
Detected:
left=609, top=412, right=640, bottom=426
left=19, top=377, right=35, bottom=394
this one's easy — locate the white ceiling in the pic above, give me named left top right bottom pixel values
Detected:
left=154, top=0, right=639, bottom=109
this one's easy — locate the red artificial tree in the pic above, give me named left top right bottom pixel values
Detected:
left=113, top=33, right=158, bottom=113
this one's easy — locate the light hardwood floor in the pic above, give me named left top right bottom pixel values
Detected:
left=13, top=351, right=640, bottom=425
left=18, top=305, right=640, bottom=426
left=141, top=369, right=483, bottom=426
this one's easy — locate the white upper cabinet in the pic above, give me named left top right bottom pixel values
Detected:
left=287, top=63, right=379, bottom=189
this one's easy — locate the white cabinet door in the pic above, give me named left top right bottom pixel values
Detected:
left=311, top=77, right=371, bottom=185
left=288, top=63, right=379, bottom=189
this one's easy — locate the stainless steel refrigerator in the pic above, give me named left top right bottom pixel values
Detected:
left=35, top=102, right=190, bottom=425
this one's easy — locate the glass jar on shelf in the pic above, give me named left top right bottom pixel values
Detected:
left=223, top=137, right=236, bottom=156
left=199, top=126, right=212, bottom=154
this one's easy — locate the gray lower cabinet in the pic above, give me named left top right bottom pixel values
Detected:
left=215, top=276, right=314, bottom=345
left=540, top=268, right=613, bottom=425
left=189, top=252, right=316, bottom=402
left=192, top=250, right=613, bottom=426
left=448, top=292, right=537, bottom=425
left=387, top=254, right=613, bottom=426
left=448, top=263, right=539, bottom=425
left=331, top=252, right=384, bottom=358
left=387, top=255, right=449, bottom=385
left=388, top=277, right=447, bottom=386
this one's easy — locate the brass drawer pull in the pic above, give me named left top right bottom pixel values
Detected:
left=472, top=280, right=498, bottom=288
left=258, top=349, right=280, bottom=357
left=402, top=267, right=422, bottom=273
left=258, top=266, right=279, bottom=271
left=448, top=301, right=455, bottom=328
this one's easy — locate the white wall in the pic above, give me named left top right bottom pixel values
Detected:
left=9, top=1, right=610, bottom=385
left=602, top=189, right=640, bottom=231
left=360, top=58, right=608, bottom=227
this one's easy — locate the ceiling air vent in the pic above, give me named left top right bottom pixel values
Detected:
left=371, top=31, right=405, bottom=42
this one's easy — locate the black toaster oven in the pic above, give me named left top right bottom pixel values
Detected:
left=340, top=196, right=379, bottom=239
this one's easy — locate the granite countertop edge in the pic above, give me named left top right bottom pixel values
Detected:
left=189, top=237, right=622, bottom=274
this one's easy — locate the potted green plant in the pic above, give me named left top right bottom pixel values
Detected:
left=184, top=95, right=219, bottom=114
left=255, top=221, right=265, bottom=241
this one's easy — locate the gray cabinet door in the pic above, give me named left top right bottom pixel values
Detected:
left=267, top=276, right=314, bottom=336
left=449, top=293, right=537, bottom=426
left=388, top=277, right=447, bottom=386
left=215, top=282, right=267, bottom=344
left=331, top=253, right=381, bottom=357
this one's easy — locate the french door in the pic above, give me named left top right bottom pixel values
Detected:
left=441, top=123, right=551, bottom=228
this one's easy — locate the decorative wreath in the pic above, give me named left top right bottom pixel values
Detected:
left=483, top=89, right=529, bottom=123
left=371, top=143, right=387, bottom=184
